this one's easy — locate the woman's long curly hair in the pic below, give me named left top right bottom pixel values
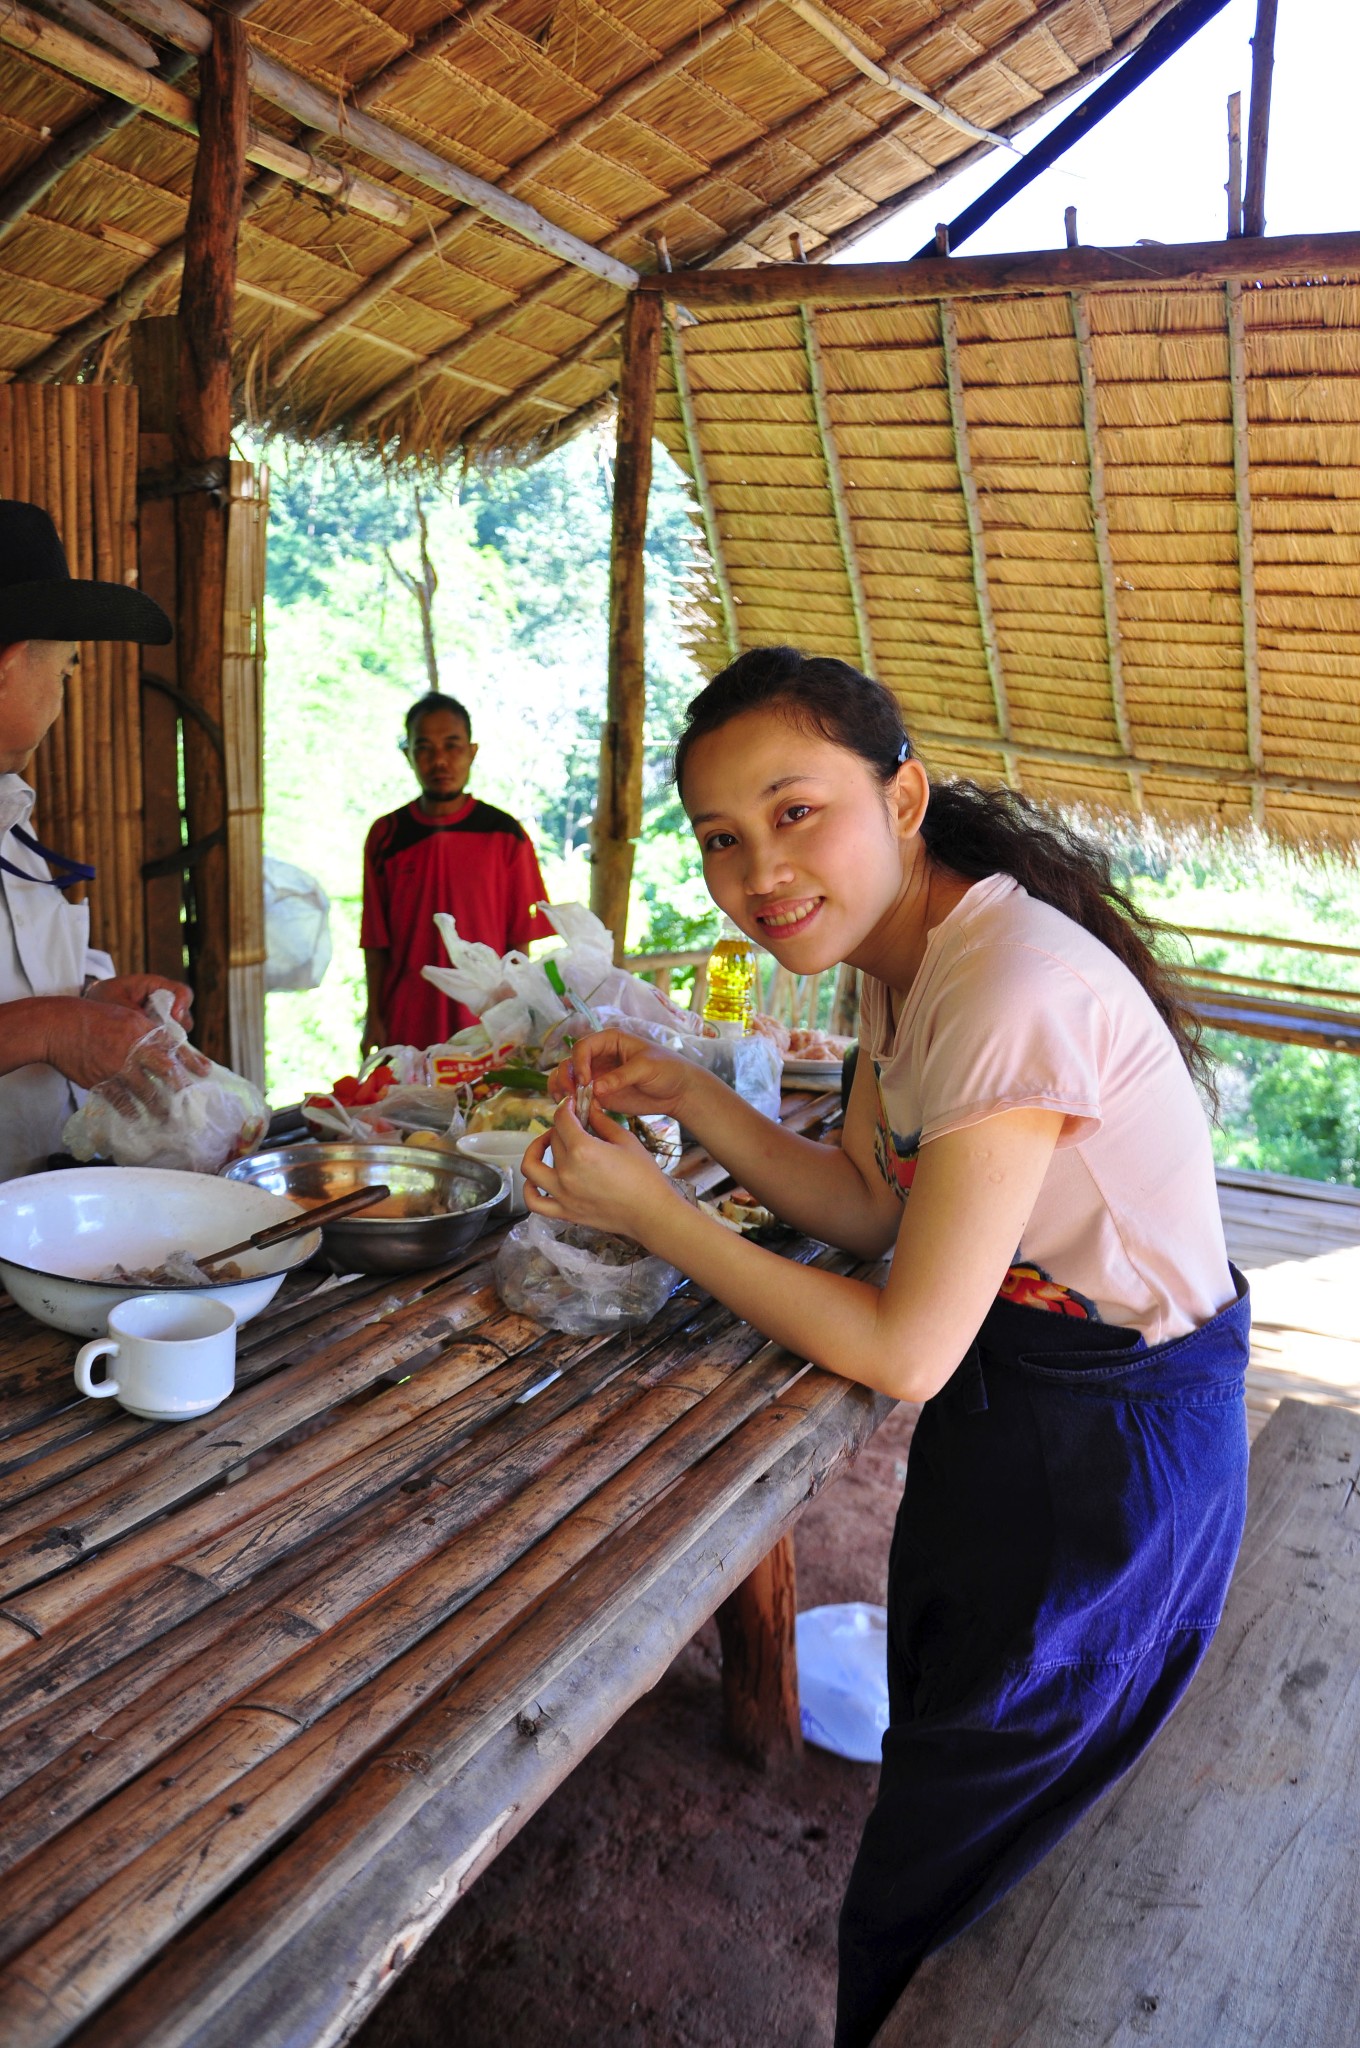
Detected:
left=674, top=645, right=1211, bottom=1101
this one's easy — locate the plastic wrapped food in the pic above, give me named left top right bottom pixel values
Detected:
left=63, top=992, right=268, bottom=1175
left=494, top=1214, right=681, bottom=1336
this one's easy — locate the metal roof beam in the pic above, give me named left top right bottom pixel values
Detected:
left=111, top=0, right=639, bottom=293
left=939, top=301, right=1016, bottom=787
left=1070, top=289, right=1141, bottom=811
left=798, top=300, right=874, bottom=678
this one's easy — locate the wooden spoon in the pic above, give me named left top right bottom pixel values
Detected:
left=198, top=1183, right=392, bottom=1275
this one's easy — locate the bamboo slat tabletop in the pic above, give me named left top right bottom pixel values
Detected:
left=0, top=1092, right=889, bottom=2048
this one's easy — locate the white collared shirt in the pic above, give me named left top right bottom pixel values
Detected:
left=0, top=773, right=114, bottom=1181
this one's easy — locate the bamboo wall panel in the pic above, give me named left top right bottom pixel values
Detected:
left=0, top=382, right=144, bottom=967
left=654, top=265, right=1360, bottom=844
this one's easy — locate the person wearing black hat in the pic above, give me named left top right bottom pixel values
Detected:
left=0, top=500, right=194, bottom=1180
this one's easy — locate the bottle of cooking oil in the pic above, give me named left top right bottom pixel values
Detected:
left=703, top=916, right=756, bottom=1033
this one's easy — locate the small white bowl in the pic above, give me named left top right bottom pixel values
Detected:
left=0, top=1166, right=321, bottom=1337
left=455, top=1131, right=532, bottom=1215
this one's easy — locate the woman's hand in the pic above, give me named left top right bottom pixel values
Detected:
left=86, top=973, right=193, bottom=1027
left=546, top=1028, right=699, bottom=1124
left=522, top=1094, right=683, bottom=1245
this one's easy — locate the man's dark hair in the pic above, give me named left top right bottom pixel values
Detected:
left=404, top=691, right=472, bottom=740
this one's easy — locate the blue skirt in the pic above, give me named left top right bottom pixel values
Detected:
left=835, top=1272, right=1251, bottom=2047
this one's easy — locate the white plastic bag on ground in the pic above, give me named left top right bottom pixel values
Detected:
left=494, top=1213, right=681, bottom=1335
left=263, top=854, right=332, bottom=992
left=795, top=1603, right=890, bottom=1763
left=63, top=992, right=269, bottom=1174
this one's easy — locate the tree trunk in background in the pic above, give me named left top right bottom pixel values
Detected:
left=592, top=291, right=661, bottom=960
left=174, top=9, right=247, bottom=1064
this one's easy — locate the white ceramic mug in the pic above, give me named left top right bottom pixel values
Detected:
left=73, top=1294, right=238, bottom=1421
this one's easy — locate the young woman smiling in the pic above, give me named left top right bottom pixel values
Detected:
left=523, top=646, right=1250, bottom=2047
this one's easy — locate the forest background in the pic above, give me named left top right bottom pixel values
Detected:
left=257, top=432, right=1360, bottom=1186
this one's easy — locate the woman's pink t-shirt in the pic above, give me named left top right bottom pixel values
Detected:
left=859, top=872, right=1233, bottom=1343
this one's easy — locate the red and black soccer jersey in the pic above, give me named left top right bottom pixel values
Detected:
left=360, top=795, right=549, bottom=1046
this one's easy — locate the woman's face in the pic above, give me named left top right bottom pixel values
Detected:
left=682, top=708, right=925, bottom=973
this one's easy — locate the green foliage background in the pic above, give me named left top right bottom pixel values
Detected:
left=257, top=436, right=1360, bottom=1186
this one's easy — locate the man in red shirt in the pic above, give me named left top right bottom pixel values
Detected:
left=361, top=692, right=548, bottom=1052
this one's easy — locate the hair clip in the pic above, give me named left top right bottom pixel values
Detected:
left=897, top=738, right=911, bottom=764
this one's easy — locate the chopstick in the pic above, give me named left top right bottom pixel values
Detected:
left=198, top=1184, right=392, bottom=1274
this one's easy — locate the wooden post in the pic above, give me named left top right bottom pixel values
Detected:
left=715, top=1532, right=803, bottom=1767
left=1242, top=0, right=1277, bottom=240
left=1226, top=91, right=1243, bottom=238
left=591, top=289, right=661, bottom=960
left=173, top=6, right=247, bottom=1063
left=1064, top=204, right=1078, bottom=247
left=130, top=318, right=186, bottom=982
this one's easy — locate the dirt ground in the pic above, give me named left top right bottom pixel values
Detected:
left=354, top=1399, right=919, bottom=2048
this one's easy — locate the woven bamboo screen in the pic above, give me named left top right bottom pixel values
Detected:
left=0, top=382, right=145, bottom=965
left=655, top=263, right=1360, bottom=844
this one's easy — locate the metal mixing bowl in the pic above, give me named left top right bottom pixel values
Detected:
left=224, top=1142, right=509, bottom=1275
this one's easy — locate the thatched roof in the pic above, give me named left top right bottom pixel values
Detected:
left=647, top=237, right=1360, bottom=844
left=0, top=0, right=1175, bottom=459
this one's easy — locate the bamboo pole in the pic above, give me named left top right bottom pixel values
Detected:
left=666, top=312, right=739, bottom=663
left=798, top=300, right=874, bottom=676
left=1242, top=0, right=1278, bottom=241
left=907, top=727, right=1357, bottom=803
left=109, top=0, right=638, bottom=292
left=1070, top=291, right=1140, bottom=809
left=0, top=5, right=409, bottom=226
left=939, top=302, right=1015, bottom=787
left=1225, top=281, right=1266, bottom=829
left=173, top=8, right=247, bottom=1067
left=591, top=292, right=662, bottom=960
left=786, top=0, right=1016, bottom=152
left=1226, top=90, right=1243, bottom=238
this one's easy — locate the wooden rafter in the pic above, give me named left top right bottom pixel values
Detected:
left=331, top=0, right=1099, bottom=436
left=269, top=0, right=780, bottom=394
left=939, top=301, right=1016, bottom=786
left=1226, top=279, right=1266, bottom=829
left=111, top=0, right=639, bottom=293
left=786, top=0, right=1017, bottom=152
left=1070, top=290, right=1141, bottom=809
left=0, top=5, right=408, bottom=226
left=667, top=312, right=739, bottom=664
left=640, top=230, right=1360, bottom=307
left=798, top=301, right=874, bottom=677
left=461, top=313, right=626, bottom=453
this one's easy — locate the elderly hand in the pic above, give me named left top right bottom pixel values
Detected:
left=38, top=996, right=159, bottom=1092
left=86, top=973, right=193, bottom=1028
left=523, top=1093, right=682, bottom=1245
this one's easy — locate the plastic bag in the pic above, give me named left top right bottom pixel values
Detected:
left=494, top=1213, right=681, bottom=1336
left=795, top=1603, right=890, bottom=1763
left=63, top=992, right=269, bottom=1174
left=422, top=904, right=706, bottom=1054
left=263, top=854, right=332, bottom=992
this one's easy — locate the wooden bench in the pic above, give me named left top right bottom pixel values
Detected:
left=874, top=1395, right=1360, bottom=2046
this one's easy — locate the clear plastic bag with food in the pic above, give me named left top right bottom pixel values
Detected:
left=62, top=991, right=268, bottom=1174
left=494, top=1213, right=682, bottom=1336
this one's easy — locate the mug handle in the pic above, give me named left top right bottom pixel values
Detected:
left=75, top=1337, right=121, bottom=1401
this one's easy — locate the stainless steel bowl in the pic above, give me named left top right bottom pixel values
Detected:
left=223, top=1143, right=509, bottom=1274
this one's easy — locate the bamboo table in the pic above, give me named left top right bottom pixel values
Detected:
left=0, top=1091, right=890, bottom=2048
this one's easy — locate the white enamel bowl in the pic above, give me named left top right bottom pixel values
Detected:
left=0, top=1166, right=322, bottom=1337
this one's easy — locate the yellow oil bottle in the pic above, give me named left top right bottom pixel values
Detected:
left=703, top=916, right=757, bottom=1031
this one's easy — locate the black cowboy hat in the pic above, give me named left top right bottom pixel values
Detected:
left=0, top=499, right=171, bottom=645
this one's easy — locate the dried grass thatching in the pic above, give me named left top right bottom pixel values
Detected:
left=652, top=251, right=1360, bottom=845
left=0, top=0, right=1171, bottom=460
